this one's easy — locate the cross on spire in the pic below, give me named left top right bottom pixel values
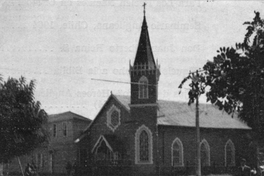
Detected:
left=143, top=2, right=146, bottom=16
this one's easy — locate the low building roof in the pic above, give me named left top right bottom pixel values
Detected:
left=48, top=111, right=91, bottom=123
left=115, top=95, right=250, bottom=130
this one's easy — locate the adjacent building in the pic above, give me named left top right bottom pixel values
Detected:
left=5, top=111, right=91, bottom=175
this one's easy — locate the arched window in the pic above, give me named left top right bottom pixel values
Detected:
left=135, top=125, right=153, bottom=164
left=138, top=76, right=149, bottom=99
left=171, top=138, right=184, bottom=166
left=95, top=140, right=113, bottom=161
left=200, top=139, right=210, bottom=166
left=139, top=131, right=149, bottom=161
left=93, top=137, right=113, bottom=161
left=225, top=139, right=235, bottom=167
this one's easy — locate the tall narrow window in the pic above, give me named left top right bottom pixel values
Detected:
left=139, top=130, right=149, bottom=161
left=225, top=139, right=235, bottom=167
left=53, top=124, right=57, bottom=137
left=138, top=76, right=149, bottom=99
left=63, top=122, right=67, bottom=136
left=200, top=139, right=210, bottom=166
left=79, top=149, right=88, bottom=167
left=135, top=125, right=153, bottom=164
left=36, top=153, right=43, bottom=168
left=171, top=138, right=184, bottom=166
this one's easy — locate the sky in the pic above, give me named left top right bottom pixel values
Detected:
left=0, top=0, right=264, bottom=119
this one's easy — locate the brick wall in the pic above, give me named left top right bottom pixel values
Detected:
left=158, top=126, right=251, bottom=175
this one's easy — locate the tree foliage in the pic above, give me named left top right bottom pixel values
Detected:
left=179, top=69, right=207, bottom=105
left=0, top=76, right=48, bottom=162
left=179, top=12, right=264, bottom=138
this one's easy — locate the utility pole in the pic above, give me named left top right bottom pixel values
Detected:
left=192, top=72, right=201, bottom=176
left=189, top=71, right=202, bottom=176
left=196, top=95, right=201, bottom=176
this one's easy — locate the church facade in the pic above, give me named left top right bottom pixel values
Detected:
left=76, top=12, right=252, bottom=176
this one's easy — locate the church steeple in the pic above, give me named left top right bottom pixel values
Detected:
left=133, top=3, right=156, bottom=69
left=129, top=4, right=160, bottom=105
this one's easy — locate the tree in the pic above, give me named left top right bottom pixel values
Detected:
left=0, top=76, right=48, bottom=162
left=179, top=11, right=264, bottom=172
left=201, top=11, right=264, bottom=137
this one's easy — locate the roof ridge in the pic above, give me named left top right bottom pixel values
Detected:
left=70, top=111, right=91, bottom=121
left=48, top=111, right=70, bottom=116
left=113, top=94, right=212, bottom=105
left=48, top=111, right=91, bottom=121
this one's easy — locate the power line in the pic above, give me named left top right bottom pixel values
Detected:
left=91, top=78, right=157, bottom=86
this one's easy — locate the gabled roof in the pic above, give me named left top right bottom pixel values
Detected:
left=115, top=95, right=250, bottom=130
left=75, top=94, right=130, bottom=143
left=48, top=111, right=91, bottom=123
left=82, top=94, right=130, bottom=132
left=133, top=16, right=156, bottom=69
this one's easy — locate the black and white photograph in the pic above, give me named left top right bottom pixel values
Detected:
left=0, top=1, right=264, bottom=176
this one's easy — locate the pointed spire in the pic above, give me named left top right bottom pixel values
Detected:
left=133, top=3, right=156, bottom=69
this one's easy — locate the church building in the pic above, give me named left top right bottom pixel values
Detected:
left=76, top=8, right=252, bottom=176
